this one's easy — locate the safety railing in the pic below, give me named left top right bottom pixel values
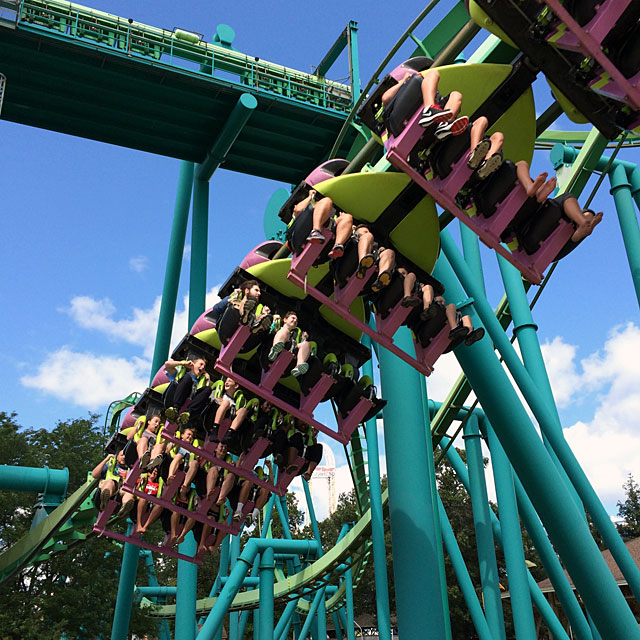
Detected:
left=16, top=0, right=353, bottom=113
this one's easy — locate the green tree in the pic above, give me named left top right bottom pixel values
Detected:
left=616, top=473, right=640, bottom=540
left=0, top=412, right=158, bottom=639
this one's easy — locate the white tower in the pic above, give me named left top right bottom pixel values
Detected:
left=305, top=442, right=337, bottom=522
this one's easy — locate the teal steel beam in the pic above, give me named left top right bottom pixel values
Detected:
left=344, top=564, right=356, bottom=640
left=437, top=495, right=493, bottom=640
left=259, top=548, right=275, bottom=640
left=463, top=414, right=506, bottom=640
left=303, top=478, right=323, bottom=551
left=483, top=423, right=536, bottom=640
left=229, top=532, right=241, bottom=640
left=332, top=612, right=343, bottom=640
left=195, top=93, right=258, bottom=182
left=189, top=177, right=209, bottom=328
left=197, top=539, right=320, bottom=639
left=150, top=160, right=195, bottom=382
left=362, top=334, right=392, bottom=640
left=419, top=375, right=451, bottom=640
left=0, top=465, right=68, bottom=496
left=441, top=439, right=574, bottom=640
left=433, top=245, right=640, bottom=639
left=176, top=532, right=198, bottom=640
left=140, top=551, right=172, bottom=640
left=439, top=230, right=640, bottom=605
left=460, top=224, right=486, bottom=297
left=610, top=164, right=640, bottom=308
left=299, top=588, right=327, bottom=640
left=135, top=586, right=177, bottom=598
left=110, top=524, right=140, bottom=640
left=378, top=327, right=447, bottom=640
left=275, top=600, right=298, bottom=640
left=497, top=256, right=580, bottom=509
left=315, top=26, right=348, bottom=77
left=347, top=22, right=360, bottom=102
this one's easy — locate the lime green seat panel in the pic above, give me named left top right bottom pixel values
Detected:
left=434, top=63, right=536, bottom=164
left=314, top=172, right=440, bottom=275
left=467, top=1, right=518, bottom=48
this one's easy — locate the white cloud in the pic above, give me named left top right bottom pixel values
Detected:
left=128, top=255, right=149, bottom=273
left=540, top=336, right=580, bottom=408
left=64, top=285, right=222, bottom=359
left=20, top=347, right=149, bottom=410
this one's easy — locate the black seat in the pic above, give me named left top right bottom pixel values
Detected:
left=408, top=303, right=447, bottom=348
left=383, top=73, right=425, bottom=138
left=518, top=198, right=565, bottom=255
left=374, top=271, right=404, bottom=318
left=331, top=238, right=360, bottom=289
left=472, top=160, right=519, bottom=219
left=430, top=129, right=472, bottom=179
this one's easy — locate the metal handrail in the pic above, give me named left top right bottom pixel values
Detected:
left=16, top=0, right=353, bottom=113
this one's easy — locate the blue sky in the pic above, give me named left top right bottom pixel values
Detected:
left=2, top=0, right=639, bottom=518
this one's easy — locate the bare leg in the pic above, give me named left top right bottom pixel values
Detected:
left=536, top=177, right=557, bottom=203
left=287, top=445, right=299, bottom=469
left=217, top=473, right=236, bottom=506
left=167, top=453, right=184, bottom=483
left=420, top=69, right=440, bottom=107
left=272, top=327, right=290, bottom=346
left=136, top=438, right=150, bottom=459
left=461, top=315, right=474, bottom=331
left=213, top=398, right=231, bottom=425
left=311, top=197, right=334, bottom=230
left=356, top=229, right=374, bottom=261
left=377, top=247, right=395, bottom=274
left=134, top=498, right=148, bottom=533
left=138, top=503, right=163, bottom=534
left=443, top=91, right=462, bottom=119
left=562, top=200, right=604, bottom=241
left=470, top=117, right=488, bottom=151
left=255, top=487, right=270, bottom=510
left=444, top=303, right=459, bottom=330
left=180, top=460, right=199, bottom=499
left=296, top=341, right=311, bottom=366
left=515, top=160, right=548, bottom=197
left=334, top=213, right=354, bottom=246
left=227, top=407, right=247, bottom=434
left=238, top=480, right=253, bottom=506
left=487, top=131, right=504, bottom=158
left=176, top=517, right=196, bottom=546
left=169, top=513, right=180, bottom=546
left=199, top=523, right=212, bottom=553
left=422, top=285, right=435, bottom=310
left=206, top=466, right=220, bottom=500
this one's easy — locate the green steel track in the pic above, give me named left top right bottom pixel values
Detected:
left=0, top=0, right=358, bottom=183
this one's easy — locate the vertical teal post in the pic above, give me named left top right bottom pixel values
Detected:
left=483, top=421, right=536, bottom=640
left=110, top=524, right=139, bottom=640
left=433, top=250, right=640, bottom=639
left=361, top=335, right=392, bottom=640
left=150, top=161, right=195, bottom=380
left=419, top=379, right=451, bottom=640
left=189, top=177, right=210, bottom=328
left=463, top=414, right=506, bottom=640
left=259, top=548, right=275, bottom=640
left=347, top=21, right=361, bottom=102
left=344, top=566, right=356, bottom=640
left=175, top=532, right=197, bottom=640
left=229, top=533, right=241, bottom=640
left=332, top=612, right=343, bottom=640
left=378, top=327, right=447, bottom=640
left=610, top=164, right=640, bottom=308
left=437, top=495, right=493, bottom=640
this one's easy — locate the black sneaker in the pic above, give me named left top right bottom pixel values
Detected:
left=476, top=152, right=503, bottom=180
left=467, top=138, right=491, bottom=170
left=240, top=298, right=258, bottom=325
left=306, top=229, right=325, bottom=244
left=434, top=115, right=469, bottom=140
left=328, top=243, right=344, bottom=259
left=418, top=105, right=451, bottom=127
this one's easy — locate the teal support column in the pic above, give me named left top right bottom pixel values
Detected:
left=463, top=414, right=506, bottom=640
left=437, top=495, right=493, bottom=640
left=110, top=524, right=140, bottom=640
left=440, top=232, right=640, bottom=604
left=332, top=612, right=343, bottom=640
left=198, top=539, right=319, bottom=639
left=196, top=94, right=258, bottom=181
left=377, top=327, right=447, bottom=640
left=441, top=439, right=571, bottom=640
left=483, top=422, right=536, bottom=640
left=150, top=161, right=195, bottom=381
left=460, top=223, right=486, bottom=296
left=189, top=177, right=209, bottom=328
left=361, top=335, right=392, bottom=640
left=338, top=609, right=350, bottom=640
left=259, top=548, right=275, bottom=640
left=275, top=600, right=298, bottom=640
left=347, top=21, right=361, bottom=102
left=175, top=532, right=197, bottom=640
left=303, top=479, right=323, bottom=549
left=229, top=533, right=241, bottom=640
left=610, top=164, right=640, bottom=308
left=299, top=588, right=326, bottom=639
left=433, top=248, right=640, bottom=640
left=344, top=566, right=356, bottom=640
left=419, top=379, right=451, bottom=640
left=317, top=600, right=327, bottom=640
left=497, top=257, right=578, bottom=508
